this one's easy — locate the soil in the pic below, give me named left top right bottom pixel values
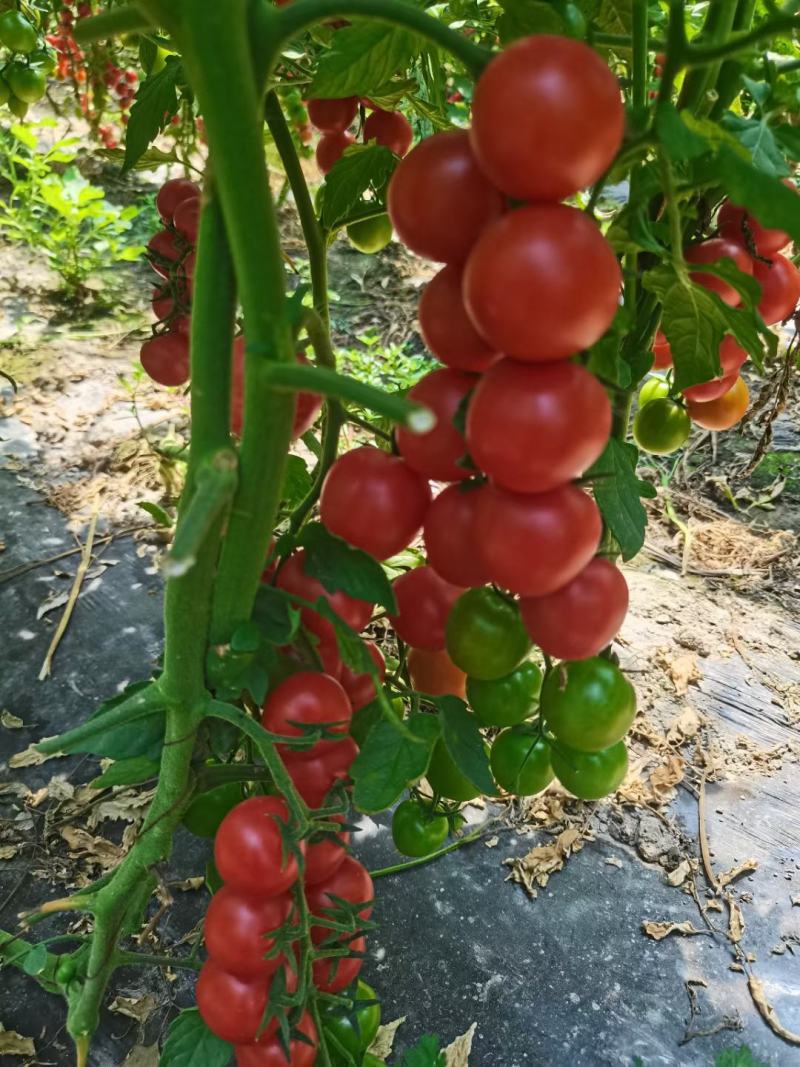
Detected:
left=2, top=152, right=800, bottom=1067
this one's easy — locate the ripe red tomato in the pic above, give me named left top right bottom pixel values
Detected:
left=753, top=253, right=800, bottom=325
left=682, top=370, right=737, bottom=403
left=685, top=238, right=752, bottom=306
left=339, top=642, right=385, bottom=711
left=387, top=130, right=505, bottom=264
left=140, top=332, right=190, bottom=387
left=652, top=330, right=672, bottom=369
left=234, top=1011, right=317, bottom=1067
left=147, top=228, right=182, bottom=277
left=473, top=483, right=602, bottom=597
left=718, top=335, right=749, bottom=375
left=312, top=934, right=366, bottom=993
left=463, top=204, right=621, bottom=363
left=172, top=195, right=200, bottom=242
left=363, top=108, right=413, bottom=156
left=231, top=343, right=322, bottom=440
left=316, top=131, right=355, bottom=174
left=276, top=549, right=373, bottom=643
left=283, top=736, right=358, bottom=809
left=307, top=96, right=358, bottom=133
left=320, top=446, right=432, bottom=560
left=389, top=565, right=464, bottom=651
left=423, top=482, right=491, bottom=588
left=214, top=796, right=301, bottom=896
left=307, top=855, right=374, bottom=940
left=395, top=368, right=476, bottom=482
left=305, top=815, right=350, bottom=886
left=152, top=283, right=188, bottom=322
left=519, top=558, right=628, bottom=660
left=156, top=177, right=200, bottom=222
left=686, top=375, right=749, bottom=431
left=196, top=959, right=295, bottom=1044
left=204, top=886, right=292, bottom=979
left=470, top=35, right=624, bottom=201
left=466, top=358, right=611, bottom=493
left=407, top=646, right=467, bottom=699
left=261, top=671, right=352, bottom=755
left=718, top=182, right=794, bottom=257
left=418, top=265, right=499, bottom=372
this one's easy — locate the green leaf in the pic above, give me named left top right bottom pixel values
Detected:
left=720, top=113, right=790, bottom=178
left=122, top=58, right=183, bottom=173
left=773, top=124, right=800, bottom=162
left=587, top=439, right=654, bottom=561
left=587, top=332, right=632, bottom=389
left=159, top=1009, right=232, bottom=1067
left=90, top=755, right=160, bottom=789
left=399, top=1035, right=446, bottom=1067
left=251, top=585, right=302, bottom=646
left=714, top=1048, right=767, bottom=1067
left=281, top=454, right=312, bottom=509
left=685, top=256, right=762, bottom=309
left=320, top=143, right=397, bottom=232
left=79, top=685, right=165, bottom=760
left=21, top=943, right=48, bottom=977
left=311, top=21, right=422, bottom=98
left=497, top=0, right=564, bottom=42
left=711, top=145, right=800, bottom=244
left=644, top=273, right=726, bottom=392
left=351, top=712, right=440, bottom=813
left=714, top=302, right=774, bottom=371
left=655, top=104, right=710, bottom=162
left=436, top=696, right=495, bottom=794
left=592, top=0, right=633, bottom=36
left=137, top=500, right=173, bottom=527
left=299, top=522, right=396, bottom=613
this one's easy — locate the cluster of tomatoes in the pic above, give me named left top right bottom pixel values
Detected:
left=0, top=8, right=50, bottom=118
left=140, top=178, right=201, bottom=387
left=308, top=96, right=413, bottom=175
left=635, top=187, right=800, bottom=454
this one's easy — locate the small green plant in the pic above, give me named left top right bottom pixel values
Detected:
left=0, top=119, right=147, bottom=302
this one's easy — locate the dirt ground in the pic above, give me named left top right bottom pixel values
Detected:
left=1, top=164, right=800, bottom=1065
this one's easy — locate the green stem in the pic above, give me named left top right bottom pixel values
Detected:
left=659, top=152, right=685, bottom=268
left=118, top=950, right=202, bottom=972
left=72, top=4, right=152, bottom=42
left=274, top=0, right=491, bottom=76
left=37, top=684, right=161, bottom=756
left=370, top=821, right=494, bottom=878
left=631, top=0, right=648, bottom=116
left=164, top=448, right=238, bottom=579
left=682, top=0, right=739, bottom=114
left=711, top=0, right=758, bottom=117
left=685, top=12, right=800, bottom=65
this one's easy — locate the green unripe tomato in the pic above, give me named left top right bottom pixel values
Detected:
left=426, top=739, right=486, bottom=802
left=633, top=397, right=691, bottom=455
left=490, top=726, right=554, bottom=796
left=7, top=62, right=46, bottom=103
left=445, top=587, right=532, bottom=681
left=550, top=740, right=628, bottom=800
left=0, top=77, right=9, bottom=106
left=347, top=214, right=393, bottom=254
left=541, top=657, right=636, bottom=753
left=0, top=11, right=38, bottom=53
left=467, top=661, right=542, bottom=727
left=391, top=799, right=448, bottom=857
left=7, top=94, right=28, bottom=118
left=182, top=782, right=244, bottom=837
left=322, top=979, right=381, bottom=1057
left=637, top=375, right=670, bottom=407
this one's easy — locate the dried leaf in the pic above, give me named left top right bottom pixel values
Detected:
left=791, top=895, right=800, bottom=907
left=661, top=652, right=701, bottom=695
left=59, top=827, right=122, bottom=870
left=109, top=994, right=159, bottom=1024
left=642, top=920, right=705, bottom=941
left=747, top=974, right=800, bottom=1044
left=727, top=898, right=745, bottom=943
left=444, top=1022, right=477, bottom=1066
left=666, top=706, right=702, bottom=744
left=504, top=826, right=588, bottom=897
left=0, top=1026, right=35, bottom=1057
left=172, top=876, right=204, bottom=892
left=718, top=858, right=758, bottom=889
left=8, top=738, right=61, bottom=768
left=1, top=711, right=23, bottom=729
left=0, top=845, right=20, bottom=860
left=368, top=1017, right=406, bottom=1059
left=483, top=836, right=499, bottom=848
left=665, top=859, right=695, bottom=887
left=705, top=898, right=724, bottom=913
left=122, top=1045, right=159, bottom=1067
left=649, top=754, right=685, bottom=800
left=605, top=856, right=623, bottom=869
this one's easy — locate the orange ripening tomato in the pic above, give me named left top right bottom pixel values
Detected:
left=686, top=376, right=749, bottom=431
left=407, top=647, right=467, bottom=699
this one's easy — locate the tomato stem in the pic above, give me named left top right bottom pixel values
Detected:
left=369, top=818, right=501, bottom=879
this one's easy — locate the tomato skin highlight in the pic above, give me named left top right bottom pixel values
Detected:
left=473, top=482, right=602, bottom=597
left=363, top=108, right=413, bottom=156
left=396, top=367, right=476, bottom=482
left=389, top=565, right=464, bottom=652
left=752, top=253, right=800, bottom=325
left=550, top=740, right=628, bottom=800
left=307, top=96, right=358, bottom=133
left=418, top=264, right=499, bottom=373
left=172, top=195, right=200, bottom=242
left=686, top=375, right=749, bottom=431
left=685, top=238, right=752, bottom=306
left=445, top=587, right=532, bottom=681
left=320, top=446, right=432, bottom=560
left=490, top=727, right=554, bottom=796
left=466, top=358, right=611, bottom=493
left=519, top=558, right=628, bottom=661
left=387, top=130, right=505, bottom=264
left=423, top=483, right=492, bottom=589
left=682, top=371, right=737, bottom=404
left=261, top=671, right=353, bottom=756
left=204, top=886, right=292, bottom=979
left=234, top=1011, right=317, bottom=1067
left=156, top=178, right=200, bottom=223
left=407, top=647, right=467, bottom=699
left=391, top=799, right=448, bottom=857
left=463, top=203, right=622, bottom=363
left=196, top=959, right=295, bottom=1044
left=467, top=661, right=542, bottom=728
left=214, top=796, right=302, bottom=897
left=541, top=656, right=636, bottom=753
left=147, top=228, right=182, bottom=277
left=470, top=34, right=624, bottom=202
left=316, top=130, right=356, bottom=174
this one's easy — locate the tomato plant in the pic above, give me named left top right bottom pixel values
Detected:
left=391, top=798, right=449, bottom=857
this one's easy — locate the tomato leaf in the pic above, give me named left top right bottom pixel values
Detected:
left=712, top=301, right=774, bottom=371
left=711, top=144, right=800, bottom=244
left=773, top=124, right=800, bottom=162
left=159, top=1009, right=232, bottom=1067
left=90, top=755, right=160, bottom=789
left=137, top=500, right=173, bottom=527
left=350, top=713, right=440, bottom=813
left=78, top=686, right=165, bottom=760
left=720, top=113, right=790, bottom=178
left=251, top=586, right=302, bottom=646
left=655, top=103, right=710, bottom=162
left=122, top=57, right=183, bottom=173
left=435, top=696, right=495, bottom=794
left=588, top=439, right=654, bottom=561
left=300, top=522, right=396, bottom=613
left=310, top=21, right=422, bottom=98
left=399, top=1034, right=446, bottom=1067
left=320, top=143, right=397, bottom=232
left=497, top=0, right=563, bottom=42
left=587, top=331, right=631, bottom=389
left=281, top=455, right=312, bottom=510
left=643, top=268, right=725, bottom=391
